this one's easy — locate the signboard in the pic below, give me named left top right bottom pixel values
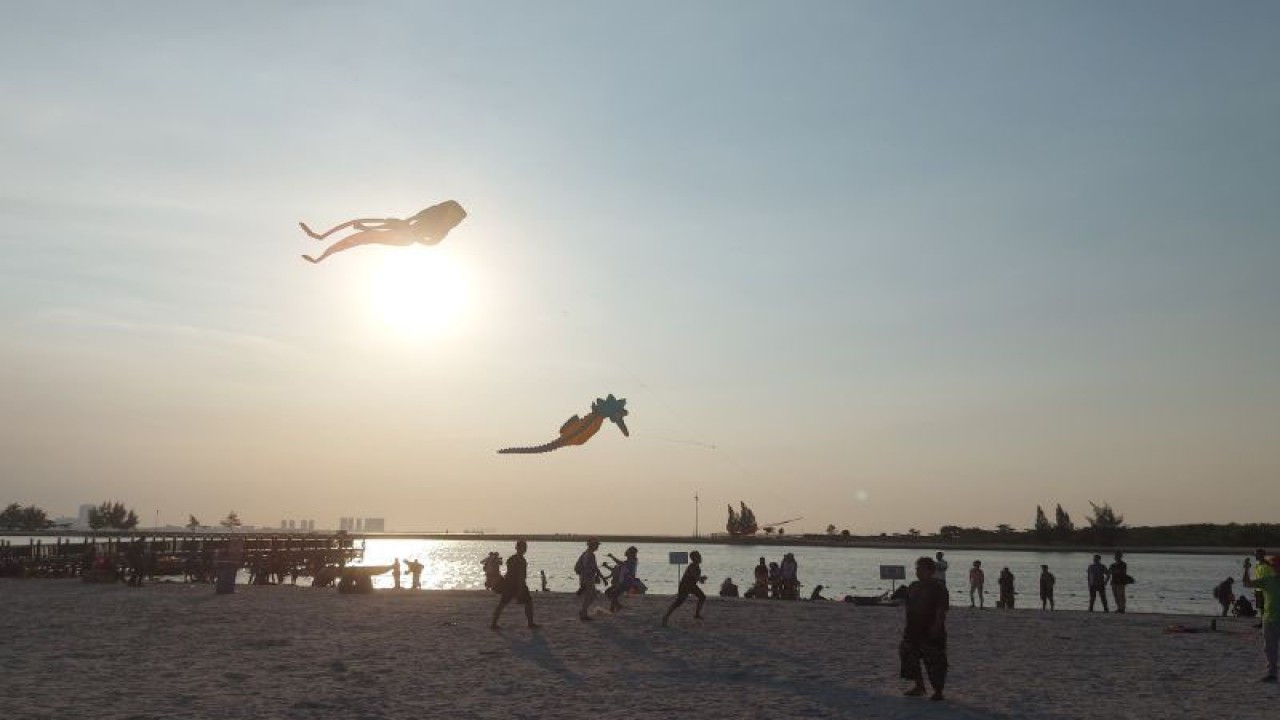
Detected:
left=879, top=565, right=906, bottom=581
left=669, top=551, right=689, bottom=565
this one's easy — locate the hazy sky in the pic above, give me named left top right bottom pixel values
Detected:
left=2, top=2, right=1277, bottom=535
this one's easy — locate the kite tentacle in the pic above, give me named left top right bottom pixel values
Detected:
left=497, top=440, right=566, bottom=455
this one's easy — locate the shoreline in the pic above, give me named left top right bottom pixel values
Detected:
left=1, top=529, right=1260, bottom=555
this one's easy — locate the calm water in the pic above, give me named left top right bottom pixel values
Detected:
left=5, top=535, right=1250, bottom=616
left=352, top=539, right=1247, bottom=617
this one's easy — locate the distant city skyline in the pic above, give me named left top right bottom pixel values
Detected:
left=2, top=2, right=1277, bottom=536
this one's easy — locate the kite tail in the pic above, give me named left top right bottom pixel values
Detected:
left=497, top=441, right=566, bottom=455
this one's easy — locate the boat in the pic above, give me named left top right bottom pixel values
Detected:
left=726, top=502, right=759, bottom=536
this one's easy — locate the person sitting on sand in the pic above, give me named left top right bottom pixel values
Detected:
left=900, top=556, right=949, bottom=702
left=719, top=577, right=739, bottom=597
left=1235, top=594, right=1257, bottom=618
left=491, top=540, right=537, bottom=630
left=810, top=584, right=827, bottom=601
left=662, top=550, right=706, bottom=626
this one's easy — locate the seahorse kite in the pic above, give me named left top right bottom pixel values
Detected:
left=498, top=395, right=629, bottom=454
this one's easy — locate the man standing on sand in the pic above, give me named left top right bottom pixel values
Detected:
left=1087, top=555, right=1110, bottom=612
left=1241, top=556, right=1280, bottom=682
left=491, top=540, right=537, bottom=630
left=934, top=552, right=949, bottom=589
left=900, top=556, right=949, bottom=702
left=1109, top=551, right=1130, bottom=613
left=968, top=561, right=985, bottom=609
left=1040, top=565, right=1056, bottom=610
left=1254, top=549, right=1272, bottom=620
left=392, top=558, right=402, bottom=589
left=404, top=558, right=424, bottom=589
left=575, top=539, right=602, bottom=621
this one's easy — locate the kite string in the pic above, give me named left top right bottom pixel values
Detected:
left=556, top=308, right=718, bottom=452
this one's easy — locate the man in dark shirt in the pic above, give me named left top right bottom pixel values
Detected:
left=662, top=551, right=706, bottom=626
left=900, top=556, right=949, bottom=702
left=1087, top=555, right=1110, bottom=612
left=1109, top=551, right=1129, bottom=613
left=490, top=540, right=537, bottom=630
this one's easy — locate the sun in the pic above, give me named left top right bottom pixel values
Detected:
left=366, top=246, right=469, bottom=338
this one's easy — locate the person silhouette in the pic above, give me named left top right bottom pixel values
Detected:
left=662, top=551, right=706, bottom=626
left=491, top=540, right=537, bottom=630
left=403, top=558, right=424, bottom=589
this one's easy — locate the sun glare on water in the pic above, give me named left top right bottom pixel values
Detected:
left=366, top=246, right=470, bottom=338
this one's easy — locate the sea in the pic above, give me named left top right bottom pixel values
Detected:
left=352, top=538, right=1243, bottom=617
left=4, top=535, right=1252, bottom=616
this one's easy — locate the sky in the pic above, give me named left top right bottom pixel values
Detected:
left=1, top=2, right=1277, bottom=536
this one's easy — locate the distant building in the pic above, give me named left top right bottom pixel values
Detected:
left=336, top=516, right=384, bottom=532
left=76, top=504, right=94, bottom=530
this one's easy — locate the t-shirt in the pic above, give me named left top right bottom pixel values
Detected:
left=679, top=562, right=702, bottom=593
left=1087, top=563, right=1108, bottom=588
left=904, top=578, right=949, bottom=639
left=1254, top=574, right=1280, bottom=624
left=1109, top=560, right=1128, bottom=585
left=1040, top=572, right=1056, bottom=593
left=504, top=553, right=527, bottom=586
left=934, top=559, right=949, bottom=584
left=576, top=551, right=598, bottom=585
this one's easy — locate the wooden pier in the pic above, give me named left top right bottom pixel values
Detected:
left=0, top=532, right=366, bottom=581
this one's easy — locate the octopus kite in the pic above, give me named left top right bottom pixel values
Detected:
left=300, top=200, right=467, bottom=264
left=498, top=395, right=630, bottom=454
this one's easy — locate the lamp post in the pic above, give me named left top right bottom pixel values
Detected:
left=694, top=493, right=699, bottom=538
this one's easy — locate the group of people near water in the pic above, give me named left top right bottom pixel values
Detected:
left=486, top=539, right=706, bottom=629
left=948, top=550, right=1130, bottom=612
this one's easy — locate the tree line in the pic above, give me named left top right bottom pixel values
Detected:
left=934, top=501, right=1280, bottom=547
left=0, top=502, right=245, bottom=532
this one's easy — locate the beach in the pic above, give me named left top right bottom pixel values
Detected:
left=0, top=579, right=1271, bottom=719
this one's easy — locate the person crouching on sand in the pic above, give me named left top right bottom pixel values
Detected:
left=662, top=551, right=706, bottom=626
left=900, top=555, right=949, bottom=702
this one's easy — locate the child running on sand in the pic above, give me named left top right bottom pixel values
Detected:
left=490, top=540, right=536, bottom=630
left=662, top=551, right=706, bottom=626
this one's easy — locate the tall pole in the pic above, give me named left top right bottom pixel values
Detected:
left=694, top=493, right=699, bottom=538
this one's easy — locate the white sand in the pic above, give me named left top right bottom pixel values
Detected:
left=0, top=579, right=1271, bottom=719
